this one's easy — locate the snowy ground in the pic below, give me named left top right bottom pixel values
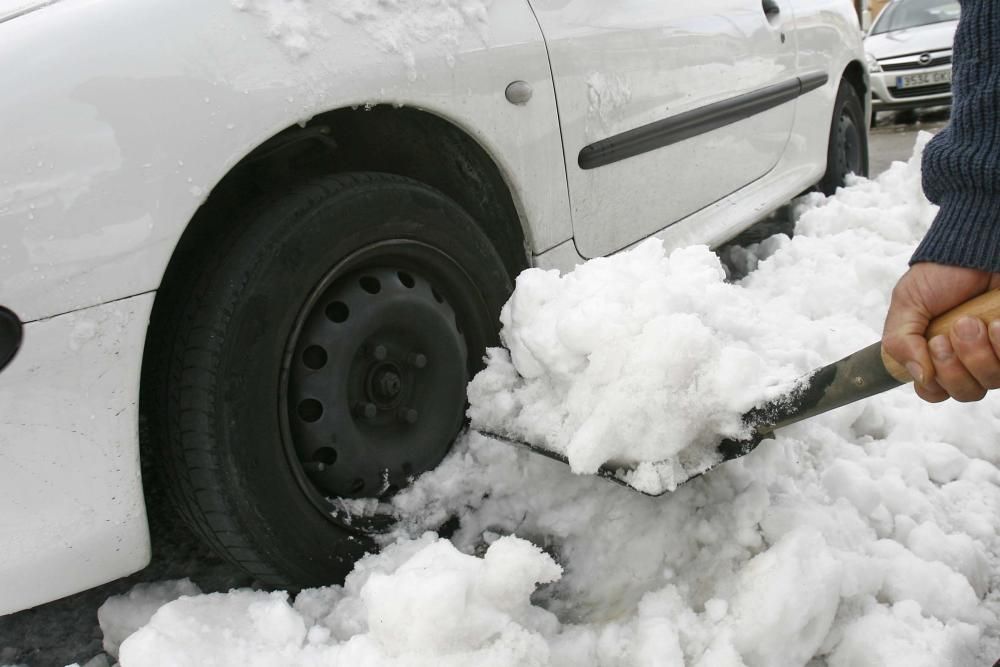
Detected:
left=6, top=128, right=1000, bottom=667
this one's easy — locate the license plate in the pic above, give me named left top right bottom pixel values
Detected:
left=896, top=70, right=952, bottom=89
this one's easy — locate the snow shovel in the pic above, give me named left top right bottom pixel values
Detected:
left=480, top=289, right=1000, bottom=496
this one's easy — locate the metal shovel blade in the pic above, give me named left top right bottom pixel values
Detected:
left=478, top=341, right=902, bottom=497
left=477, top=290, right=1000, bottom=496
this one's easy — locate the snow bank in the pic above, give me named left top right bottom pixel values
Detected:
left=98, top=135, right=1000, bottom=666
left=113, top=536, right=559, bottom=666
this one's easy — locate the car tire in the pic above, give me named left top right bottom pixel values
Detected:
left=144, top=172, right=512, bottom=587
left=819, top=79, right=869, bottom=196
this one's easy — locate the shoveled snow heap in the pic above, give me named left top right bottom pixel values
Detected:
left=465, top=135, right=954, bottom=495
left=467, top=239, right=804, bottom=493
left=94, top=135, right=1000, bottom=667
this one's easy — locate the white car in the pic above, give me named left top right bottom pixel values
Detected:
left=0, top=0, right=867, bottom=614
left=865, top=0, right=959, bottom=120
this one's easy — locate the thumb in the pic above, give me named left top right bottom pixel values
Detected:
left=882, top=296, right=934, bottom=385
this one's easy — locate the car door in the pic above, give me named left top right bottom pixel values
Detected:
left=528, top=0, right=800, bottom=258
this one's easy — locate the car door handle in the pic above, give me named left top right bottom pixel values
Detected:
left=762, top=0, right=780, bottom=19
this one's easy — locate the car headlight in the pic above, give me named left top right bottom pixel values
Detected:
left=866, top=53, right=882, bottom=73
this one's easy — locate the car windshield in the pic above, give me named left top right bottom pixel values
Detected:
left=870, top=0, right=960, bottom=35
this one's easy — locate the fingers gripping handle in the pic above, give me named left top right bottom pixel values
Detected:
left=881, top=289, right=1000, bottom=383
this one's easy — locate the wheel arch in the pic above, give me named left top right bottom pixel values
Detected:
left=139, top=104, right=531, bottom=458
left=842, top=59, right=870, bottom=123
left=153, top=105, right=530, bottom=295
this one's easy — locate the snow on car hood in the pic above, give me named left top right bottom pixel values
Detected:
left=97, top=133, right=1000, bottom=666
left=865, top=20, right=958, bottom=60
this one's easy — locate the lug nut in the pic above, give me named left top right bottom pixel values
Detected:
left=356, top=402, right=378, bottom=419
left=397, top=407, right=418, bottom=424
left=373, top=344, right=388, bottom=361
left=407, top=352, right=427, bottom=369
left=303, top=461, right=327, bottom=473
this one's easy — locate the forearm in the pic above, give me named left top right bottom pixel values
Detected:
left=914, top=0, right=1000, bottom=272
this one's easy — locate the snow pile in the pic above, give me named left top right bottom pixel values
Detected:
left=468, top=242, right=799, bottom=492
left=98, top=579, right=202, bottom=657
left=232, top=0, right=493, bottom=75
left=110, top=536, right=559, bottom=666
left=468, top=136, right=937, bottom=494
left=96, top=135, right=1000, bottom=666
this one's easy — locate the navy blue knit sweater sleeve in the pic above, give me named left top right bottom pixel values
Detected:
left=912, top=0, right=1000, bottom=271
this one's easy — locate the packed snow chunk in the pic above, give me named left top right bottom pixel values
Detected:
left=468, top=241, right=798, bottom=490
left=729, top=530, right=843, bottom=667
left=870, top=539, right=986, bottom=624
left=118, top=590, right=308, bottom=666
left=97, top=578, right=202, bottom=657
left=363, top=536, right=560, bottom=658
left=905, top=521, right=990, bottom=598
left=828, top=601, right=981, bottom=667
left=116, top=536, right=560, bottom=667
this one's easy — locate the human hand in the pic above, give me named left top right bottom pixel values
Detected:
left=882, top=263, right=1000, bottom=402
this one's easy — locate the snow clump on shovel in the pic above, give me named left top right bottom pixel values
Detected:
left=468, top=239, right=801, bottom=493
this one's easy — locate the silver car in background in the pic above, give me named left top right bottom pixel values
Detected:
left=865, top=0, right=959, bottom=121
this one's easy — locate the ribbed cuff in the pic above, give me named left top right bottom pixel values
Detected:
left=911, top=191, right=1000, bottom=272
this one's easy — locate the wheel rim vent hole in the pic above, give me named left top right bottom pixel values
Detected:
left=326, top=301, right=349, bottom=323
left=302, top=345, right=328, bottom=370
left=351, top=478, right=365, bottom=494
left=397, top=271, right=415, bottom=288
left=360, top=276, right=381, bottom=294
left=431, top=287, right=443, bottom=303
left=313, top=447, right=338, bottom=465
left=298, top=399, right=323, bottom=422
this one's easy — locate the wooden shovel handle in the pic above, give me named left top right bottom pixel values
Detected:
left=881, top=289, right=1000, bottom=383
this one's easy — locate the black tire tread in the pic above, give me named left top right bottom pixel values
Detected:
left=145, top=173, right=441, bottom=585
left=819, top=78, right=870, bottom=196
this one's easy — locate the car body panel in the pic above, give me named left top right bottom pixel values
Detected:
left=528, top=0, right=799, bottom=258
left=0, top=0, right=570, bottom=323
left=783, top=0, right=868, bottom=133
left=0, top=294, right=153, bottom=615
left=0, top=0, right=866, bottom=613
left=0, top=0, right=60, bottom=23
left=645, top=0, right=866, bottom=260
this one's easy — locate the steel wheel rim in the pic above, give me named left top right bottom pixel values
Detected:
left=278, top=239, right=478, bottom=531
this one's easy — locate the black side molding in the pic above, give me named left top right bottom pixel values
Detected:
left=798, top=71, right=829, bottom=95
left=578, top=71, right=830, bottom=170
left=0, top=307, right=22, bottom=373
